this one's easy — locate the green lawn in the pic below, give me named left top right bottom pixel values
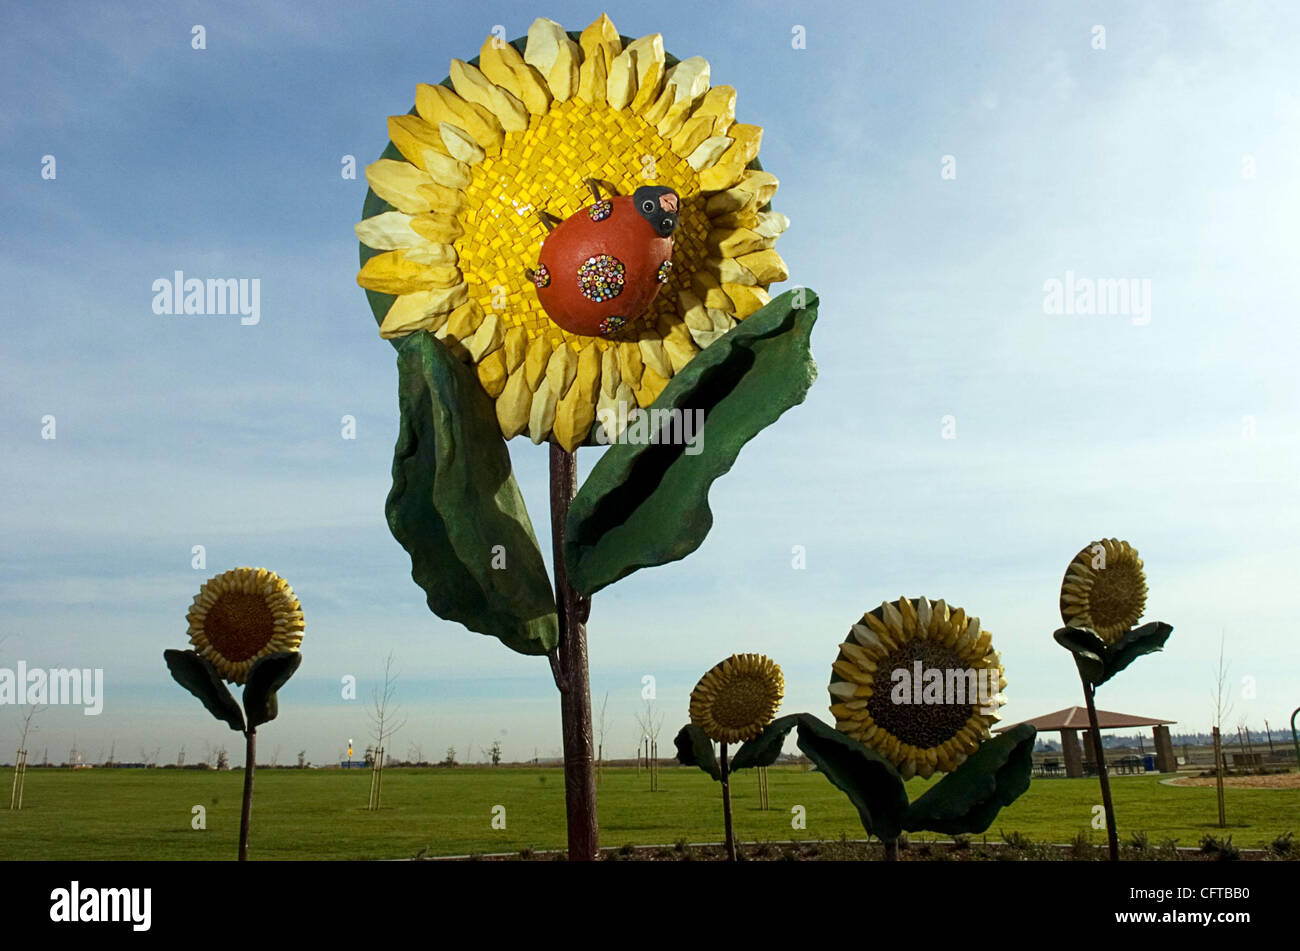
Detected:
left=0, top=766, right=1294, bottom=860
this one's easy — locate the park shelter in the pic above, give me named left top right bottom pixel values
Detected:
left=994, top=706, right=1176, bottom=777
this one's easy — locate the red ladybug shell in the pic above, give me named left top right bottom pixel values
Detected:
left=533, top=196, right=674, bottom=338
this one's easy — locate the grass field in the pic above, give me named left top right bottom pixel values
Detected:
left=1, top=766, right=1295, bottom=860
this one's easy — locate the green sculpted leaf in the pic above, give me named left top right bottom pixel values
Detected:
left=1053, top=626, right=1107, bottom=685
left=794, top=714, right=908, bottom=842
left=387, top=332, right=559, bottom=655
left=564, top=288, right=819, bottom=596
left=242, top=652, right=302, bottom=730
left=729, top=714, right=800, bottom=772
left=903, top=723, right=1037, bottom=835
left=1103, top=621, right=1172, bottom=684
left=1055, top=622, right=1172, bottom=687
left=164, top=649, right=245, bottom=733
left=673, top=724, right=721, bottom=781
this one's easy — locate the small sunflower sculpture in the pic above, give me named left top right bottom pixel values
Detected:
left=1052, top=538, right=1172, bottom=862
left=1058, top=538, right=1148, bottom=644
left=678, top=652, right=784, bottom=860
left=187, top=567, right=305, bottom=684
left=689, top=652, right=785, bottom=743
left=356, top=13, right=789, bottom=450
left=166, top=566, right=306, bottom=860
left=829, top=597, right=1006, bottom=779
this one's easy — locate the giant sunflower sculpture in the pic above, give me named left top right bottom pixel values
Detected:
left=356, top=13, right=789, bottom=450
left=1058, top=538, right=1147, bottom=643
left=828, top=597, right=1006, bottom=779
left=358, top=12, right=819, bottom=863
left=187, top=567, right=305, bottom=684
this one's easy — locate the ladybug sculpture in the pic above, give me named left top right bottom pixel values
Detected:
left=527, top=181, right=679, bottom=338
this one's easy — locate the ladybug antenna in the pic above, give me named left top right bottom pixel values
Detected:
left=585, top=177, right=604, bottom=202
left=537, top=210, right=562, bottom=232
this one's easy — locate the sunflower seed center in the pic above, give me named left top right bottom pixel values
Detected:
left=203, top=592, right=276, bottom=662
left=867, top=641, right=972, bottom=749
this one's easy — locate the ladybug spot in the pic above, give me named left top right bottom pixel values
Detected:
left=577, top=254, right=625, bottom=303
left=529, top=264, right=551, bottom=288
left=656, top=260, right=673, bottom=284
left=598, top=314, right=627, bottom=337
left=588, top=200, right=613, bottom=222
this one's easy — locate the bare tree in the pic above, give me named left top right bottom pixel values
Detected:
left=596, top=691, right=609, bottom=782
left=366, top=652, right=406, bottom=809
left=634, top=700, right=665, bottom=791
left=10, top=704, right=44, bottom=809
left=1211, top=631, right=1232, bottom=827
left=481, top=739, right=503, bottom=766
left=368, top=652, right=407, bottom=752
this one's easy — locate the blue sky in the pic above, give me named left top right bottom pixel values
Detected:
left=2, top=1, right=1298, bottom=766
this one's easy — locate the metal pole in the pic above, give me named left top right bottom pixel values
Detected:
left=1291, top=707, right=1300, bottom=770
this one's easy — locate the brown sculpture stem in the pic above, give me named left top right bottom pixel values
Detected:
left=238, top=727, right=256, bottom=862
left=1080, top=669, right=1119, bottom=861
left=547, top=444, right=598, bottom=861
left=720, top=741, right=736, bottom=861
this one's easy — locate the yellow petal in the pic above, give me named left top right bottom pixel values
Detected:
left=421, top=151, right=471, bottom=190
left=638, top=337, right=673, bottom=379
left=616, top=338, right=644, bottom=389
left=698, top=160, right=749, bottom=193
left=717, top=123, right=763, bottom=169
left=449, top=59, right=529, bottom=132
left=378, top=286, right=467, bottom=339
left=496, top=368, right=532, bottom=438
left=623, top=35, right=666, bottom=113
left=357, top=250, right=457, bottom=295
left=477, top=347, right=508, bottom=398
left=669, top=114, right=718, bottom=159
left=577, top=14, right=621, bottom=105
left=355, top=211, right=423, bottom=251
left=409, top=212, right=465, bottom=244
left=465, top=312, right=504, bottom=362
left=553, top=345, right=601, bottom=452
left=707, top=227, right=770, bottom=257
left=365, top=159, right=437, bottom=214
left=545, top=342, right=578, bottom=398
left=635, top=366, right=669, bottom=406
left=600, top=347, right=620, bottom=396
left=528, top=378, right=558, bottom=443
left=648, top=56, right=711, bottom=135
left=659, top=318, right=698, bottom=373
left=525, top=17, right=581, bottom=101
left=414, top=83, right=504, bottom=154
left=503, top=325, right=527, bottom=372
left=523, top=333, right=553, bottom=390
left=724, top=284, right=769, bottom=318
left=439, top=122, right=485, bottom=164
left=735, top=249, right=788, bottom=285
left=686, top=135, right=732, bottom=171
left=387, top=115, right=449, bottom=170
left=478, top=36, right=525, bottom=99
left=415, top=182, right=466, bottom=216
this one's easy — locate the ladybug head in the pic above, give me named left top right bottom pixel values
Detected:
left=633, top=185, right=680, bottom=238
